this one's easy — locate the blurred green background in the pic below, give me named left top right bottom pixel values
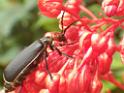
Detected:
left=0, top=0, right=124, bottom=93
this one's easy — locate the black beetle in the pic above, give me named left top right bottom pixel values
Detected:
left=3, top=12, right=76, bottom=92
left=3, top=36, right=56, bottom=92
left=3, top=30, right=71, bottom=92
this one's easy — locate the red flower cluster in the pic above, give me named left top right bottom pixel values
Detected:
left=102, top=0, right=124, bottom=16
left=10, top=0, right=124, bottom=93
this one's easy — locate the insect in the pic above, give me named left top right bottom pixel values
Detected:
left=3, top=11, right=76, bottom=92
left=3, top=35, right=70, bottom=93
left=3, top=36, right=55, bottom=92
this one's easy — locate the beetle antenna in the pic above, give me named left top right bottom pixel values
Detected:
left=61, top=11, right=65, bottom=33
left=60, top=11, right=78, bottom=35
left=60, top=10, right=78, bottom=43
left=63, top=21, right=77, bottom=35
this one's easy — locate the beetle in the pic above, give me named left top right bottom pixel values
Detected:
left=3, top=32, right=73, bottom=92
left=3, top=36, right=56, bottom=92
left=3, top=11, right=77, bottom=92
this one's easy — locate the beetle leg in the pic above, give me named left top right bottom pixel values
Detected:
left=49, top=44, right=54, bottom=51
left=50, top=44, right=73, bottom=58
left=49, top=44, right=62, bottom=55
left=53, top=45, right=62, bottom=55
left=43, top=51, right=53, bottom=80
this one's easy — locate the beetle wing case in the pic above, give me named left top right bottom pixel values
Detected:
left=3, top=40, right=44, bottom=83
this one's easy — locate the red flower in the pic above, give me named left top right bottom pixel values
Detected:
left=102, top=0, right=124, bottom=16
left=8, top=0, right=124, bottom=93
left=38, top=0, right=63, bottom=18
